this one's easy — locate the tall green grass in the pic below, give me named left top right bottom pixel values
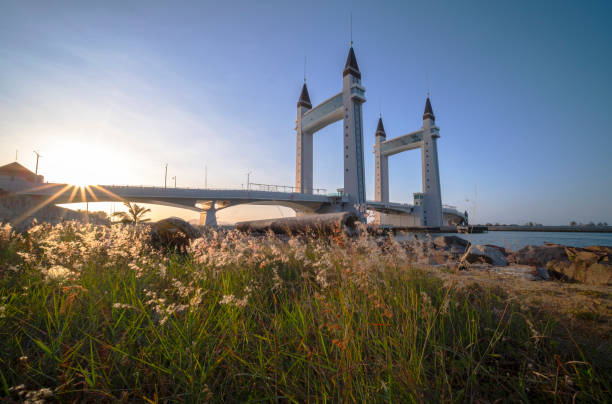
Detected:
left=0, top=222, right=609, bottom=402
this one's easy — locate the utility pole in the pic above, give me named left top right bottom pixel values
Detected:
left=246, top=171, right=252, bottom=191
left=172, top=176, right=176, bottom=188
left=474, top=184, right=478, bottom=225
left=33, top=151, right=42, bottom=174
left=164, top=163, right=168, bottom=188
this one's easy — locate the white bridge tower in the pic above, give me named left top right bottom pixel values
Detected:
left=295, top=46, right=366, bottom=206
left=373, top=97, right=443, bottom=227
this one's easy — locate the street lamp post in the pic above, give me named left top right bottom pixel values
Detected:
left=33, top=151, right=42, bottom=175
left=164, top=163, right=168, bottom=188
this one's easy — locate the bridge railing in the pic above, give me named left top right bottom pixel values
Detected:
left=101, top=184, right=245, bottom=191
left=247, top=183, right=327, bottom=195
left=99, top=183, right=329, bottom=195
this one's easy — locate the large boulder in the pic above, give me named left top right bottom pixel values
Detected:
left=566, top=246, right=611, bottom=264
left=150, top=217, right=200, bottom=252
left=583, top=245, right=612, bottom=257
left=511, top=243, right=567, bottom=267
left=546, top=245, right=612, bottom=285
left=484, top=244, right=509, bottom=256
left=460, top=244, right=508, bottom=267
left=235, top=212, right=359, bottom=235
left=547, top=260, right=611, bottom=285
left=433, top=235, right=470, bottom=254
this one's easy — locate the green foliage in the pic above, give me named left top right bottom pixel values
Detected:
left=0, top=222, right=609, bottom=402
left=111, top=202, right=151, bottom=223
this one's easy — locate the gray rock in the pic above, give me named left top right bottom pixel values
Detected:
left=433, top=235, right=470, bottom=254
left=511, top=244, right=567, bottom=267
left=235, top=212, right=359, bottom=235
left=483, top=244, right=508, bottom=256
left=460, top=244, right=508, bottom=267
left=535, top=267, right=550, bottom=280
left=150, top=217, right=200, bottom=252
left=547, top=247, right=612, bottom=285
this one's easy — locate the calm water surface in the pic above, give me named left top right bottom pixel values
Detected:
left=397, top=231, right=612, bottom=250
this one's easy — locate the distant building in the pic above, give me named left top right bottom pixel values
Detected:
left=0, top=162, right=44, bottom=184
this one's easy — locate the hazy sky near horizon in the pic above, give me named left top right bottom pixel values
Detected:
left=1, top=0, right=611, bottom=224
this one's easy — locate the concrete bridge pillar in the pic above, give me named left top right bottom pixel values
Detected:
left=421, top=97, right=443, bottom=227
left=199, top=203, right=218, bottom=227
left=374, top=117, right=389, bottom=203
left=342, top=47, right=366, bottom=205
left=296, top=83, right=313, bottom=193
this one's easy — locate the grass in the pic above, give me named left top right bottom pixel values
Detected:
left=0, top=221, right=610, bottom=402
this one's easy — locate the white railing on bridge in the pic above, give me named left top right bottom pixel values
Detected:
left=100, top=183, right=328, bottom=195
left=247, top=183, right=327, bottom=195
left=102, top=184, right=245, bottom=191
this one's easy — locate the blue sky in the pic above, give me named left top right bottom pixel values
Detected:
left=1, top=0, right=611, bottom=224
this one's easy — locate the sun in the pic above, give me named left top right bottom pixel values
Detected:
left=70, top=181, right=90, bottom=188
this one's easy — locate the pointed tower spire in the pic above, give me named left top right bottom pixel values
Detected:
left=375, top=117, right=386, bottom=138
left=298, top=83, right=312, bottom=109
left=423, top=96, right=435, bottom=121
left=343, top=47, right=361, bottom=79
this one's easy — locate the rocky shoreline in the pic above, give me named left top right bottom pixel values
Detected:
left=402, top=235, right=611, bottom=286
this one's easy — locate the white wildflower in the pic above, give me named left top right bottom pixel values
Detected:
left=112, top=303, right=135, bottom=310
left=189, top=288, right=204, bottom=307
left=23, top=387, right=53, bottom=403
left=44, top=265, right=72, bottom=280
left=235, top=295, right=248, bottom=308
left=220, top=295, right=235, bottom=305
left=440, top=298, right=450, bottom=315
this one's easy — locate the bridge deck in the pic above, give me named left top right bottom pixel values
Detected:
left=1, top=179, right=463, bottom=218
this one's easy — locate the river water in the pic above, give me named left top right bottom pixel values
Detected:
left=396, top=231, right=612, bottom=250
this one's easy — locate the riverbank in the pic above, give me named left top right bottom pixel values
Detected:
left=486, top=225, right=612, bottom=233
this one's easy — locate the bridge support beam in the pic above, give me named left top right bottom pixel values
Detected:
left=421, top=99, right=443, bottom=227
left=342, top=49, right=366, bottom=205
left=199, top=204, right=217, bottom=227
left=374, top=118, right=389, bottom=203
left=296, top=84, right=313, bottom=194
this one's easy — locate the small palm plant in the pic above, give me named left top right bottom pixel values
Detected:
left=111, top=202, right=152, bottom=224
